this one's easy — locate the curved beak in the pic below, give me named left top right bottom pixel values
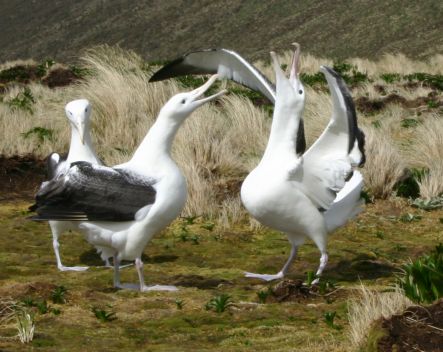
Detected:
left=75, top=118, right=86, bottom=145
left=190, top=74, right=227, bottom=105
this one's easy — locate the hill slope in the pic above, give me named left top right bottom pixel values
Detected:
left=1, top=0, right=443, bottom=62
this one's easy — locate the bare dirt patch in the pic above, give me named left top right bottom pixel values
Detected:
left=0, top=155, right=46, bottom=201
left=377, top=299, right=443, bottom=352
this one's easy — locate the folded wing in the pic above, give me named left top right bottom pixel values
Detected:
left=30, top=161, right=157, bottom=221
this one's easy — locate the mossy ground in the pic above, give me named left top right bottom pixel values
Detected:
left=0, top=200, right=442, bottom=351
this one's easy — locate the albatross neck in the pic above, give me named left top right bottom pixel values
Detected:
left=261, top=105, right=302, bottom=162
left=66, top=123, right=100, bottom=163
left=130, top=111, right=182, bottom=165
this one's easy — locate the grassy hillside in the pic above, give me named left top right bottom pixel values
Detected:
left=0, top=0, right=442, bottom=63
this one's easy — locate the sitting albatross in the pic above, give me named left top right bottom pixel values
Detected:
left=149, top=48, right=306, bottom=154
left=31, top=75, right=226, bottom=291
left=240, top=45, right=365, bottom=283
left=42, top=99, right=103, bottom=271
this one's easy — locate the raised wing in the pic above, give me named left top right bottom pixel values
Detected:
left=150, top=48, right=306, bottom=154
left=150, top=48, right=276, bottom=103
left=294, top=66, right=365, bottom=210
left=30, top=161, right=157, bottom=221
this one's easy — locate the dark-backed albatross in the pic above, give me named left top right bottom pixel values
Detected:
left=241, top=45, right=366, bottom=283
left=31, top=75, right=226, bottom=291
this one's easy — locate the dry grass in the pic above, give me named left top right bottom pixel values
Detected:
left=412, top=115, right=443, bottom=198
left=1, top=45, right=443, bottom=220
left=347, top=284, right=412, bottom=348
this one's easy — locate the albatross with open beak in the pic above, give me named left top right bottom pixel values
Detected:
left=241, top=45, right=365, bottom=283
left=31, top=75, right=226, bottom=291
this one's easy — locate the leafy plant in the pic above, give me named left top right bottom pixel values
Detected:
left=300, top=72, right=326, bottom=86
left=398, top=213, right=422, bottom=223
left=51, top=286, right=67, bottom=304
left=400, top=118, right=419, bottom=128
left=35, top=300, right=50, bottom=314
left=21, top=126, right=54, bottom=145
left=256, top=289, right=270, bottom=304
left=375, top=231, right=385, bottom=239
left=427, top=100, right=439, bottom=108
left=190, top=235, right=200, bottom=245
left=398, top=244, right=443, bottom=304
left=175, top=299, right=184, bottom=310
left=6, top=87, right=35, bottom=113
left=200, top=222, right=215, bottom=231
left=36, top=59, right=56, bottom=76
left=69, top=65, right=91, bottom=78
left=318, top=280, right=335, bottom=295
left=404, top=72, right=443, bottom=91
left=380, top=73, right=401, bottom=84
left=16, top=310, right=35, bottom=344
left=332, top=61, right=369, bottom=85
left=305, top=270, right=316, bottom=286
left=323, top=311, right=342, bottom=330
left=205, top=294, right=233, bottom=313
left=411, top=196, right=443, bottom=211
left=92, top=306, right=116, bottom=322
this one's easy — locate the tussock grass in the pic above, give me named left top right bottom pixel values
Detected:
left=412, top=115, right=443, bottom=199
left=360, top=127, right=406, bottom=199
left=1, top=45, right=443, bottom=220
left=348, top=284, right=412, bottom=348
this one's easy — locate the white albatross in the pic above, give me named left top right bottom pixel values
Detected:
left=240, top=45, right=366, bottom=283
left=149, top=48, right=306, bottom=154
left=31, top=75, right=226, bottom=291
left=39, top=99, right=103, bottom=271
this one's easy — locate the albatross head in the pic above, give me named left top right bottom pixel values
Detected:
left=270, top=43, right=305, bottom=115
left=65, top=99, right=92, bottom=145
left=160, top=74, right=227, bottom=120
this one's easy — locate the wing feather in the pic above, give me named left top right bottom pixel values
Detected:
left=30, top=161, right=157, bottom=221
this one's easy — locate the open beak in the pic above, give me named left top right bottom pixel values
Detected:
left=289, top=42, right=301, bottom=82
left=190, top=74, right=227, bottom=105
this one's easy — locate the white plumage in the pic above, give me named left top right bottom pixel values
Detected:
left=241, top=45, right=365, bottom=283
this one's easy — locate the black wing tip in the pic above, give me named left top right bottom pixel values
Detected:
left=149, top=56, right=187, bottom=82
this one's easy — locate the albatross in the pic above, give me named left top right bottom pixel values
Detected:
left=240, top=45, right=365, bottom=283
left=41, top=99, right=103, bottom=271
left=149, top=48, right=306, bottom=154
left=31, top=75, right=226, bottom=291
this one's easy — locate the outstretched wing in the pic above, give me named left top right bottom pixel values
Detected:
left=150, top=48, right=276, bottom=103
left=294, top=66, right=365, bottom=210
left=30, top=161, right=157, bottom=221
left=150, top=48, right=306, bottom=154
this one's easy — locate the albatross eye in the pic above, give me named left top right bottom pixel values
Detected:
left=181, top=99, right=186, bottom=104
left=299, top=90, right=303, bottom=95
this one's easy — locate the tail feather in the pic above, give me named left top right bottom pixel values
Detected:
left=324, top=171, right=364, bottom=233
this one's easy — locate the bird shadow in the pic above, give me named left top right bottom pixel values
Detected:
left=79, top=250, right=178, bottom=266
left=171, top=274, right=232, bottom=289
left=323, top=253, right=397, bottom=282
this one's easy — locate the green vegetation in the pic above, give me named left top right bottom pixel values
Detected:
left=6, top=87, right=35, bottom=113
left=205, top=294, right=233, bottom=313
left=51, top=285, right=67, bottom=304
left=323, top=311, right=342, bottom=330
left=398, top=244, right=443, bottom=304
left=92, top=306, right=117, bottom=322
left=21, top=126, right=54, bottom=145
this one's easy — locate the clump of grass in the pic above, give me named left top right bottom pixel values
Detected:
left=6, top=87, right=35, bottom=113
left=175, top=299, right=184, bottom=310
left=16, top=310, right=35, bottom=344
left=51, top=286, right=67, bottom=304
left=256, top=289, right=270, bottom=304
left=0, top=299, right=35, bottom=344
left=205, top=294, right=233, bottom=313
left=92, top=306, right=116, bottom=322
left=323, top=311, right=342, bottom=330
left=380, top=73, right=401, bottom=83
left=332, top=61, right=369, bottom=85
left=398, top=213, right=422, bottom=222
left=348, top=284, right=412, bottom=347
left=398, top=244, right=443, bottom=304
left=305, top=270, right=317, bottom=286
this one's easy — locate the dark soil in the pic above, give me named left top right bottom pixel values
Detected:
left=355, top=92, right=442, bottom=114
left=41, top=67, right=81, bottom=88
left=269, top=279, right=313, bottom=302
left=0, top=155, right=47, bottom=201
left=377, top=300, right=443, bottom=352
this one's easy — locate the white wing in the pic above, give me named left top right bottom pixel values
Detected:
left=294, top=66, right=365, bottom=210
left=149, top=48, right=276, bottom=103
